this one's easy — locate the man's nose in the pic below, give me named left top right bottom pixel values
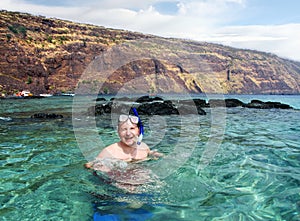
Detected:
left=125, top=129, right=132, bottom=135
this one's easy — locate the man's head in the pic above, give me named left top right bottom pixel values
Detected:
left=118, top=115, right=140, bottom=147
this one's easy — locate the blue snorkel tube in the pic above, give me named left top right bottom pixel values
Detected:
left=132, top=108, right=144, bottom=145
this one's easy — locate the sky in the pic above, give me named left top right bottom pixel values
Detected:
left=1, top=0, right=300, bottom=61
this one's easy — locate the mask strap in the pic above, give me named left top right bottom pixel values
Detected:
left=132, top=108, right=144, bottom=145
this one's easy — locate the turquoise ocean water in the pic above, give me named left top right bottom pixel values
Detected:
left=0, top=95, right=299, bottom=220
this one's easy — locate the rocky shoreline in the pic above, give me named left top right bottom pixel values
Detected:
left=87, top=96, right=294, bottom=116
left=1, top=95, right=294, bottom=120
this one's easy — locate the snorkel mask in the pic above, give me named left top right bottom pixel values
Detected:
left=132, top=108, right=144, bottom=145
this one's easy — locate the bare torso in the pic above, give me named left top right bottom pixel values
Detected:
left=97, top=141, right=150, bottom=162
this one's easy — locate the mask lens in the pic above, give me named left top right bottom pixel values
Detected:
left=119, top=115, right=139, bottom=124
left=129, top=115, right=139, bottom=124
left=119, top=114, right=129, bottom=122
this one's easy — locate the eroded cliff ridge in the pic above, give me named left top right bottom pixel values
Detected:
left=1, top=10, right=300, bottom=95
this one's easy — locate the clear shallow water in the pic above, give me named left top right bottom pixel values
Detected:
left=0, top=95, right=300, bottom=220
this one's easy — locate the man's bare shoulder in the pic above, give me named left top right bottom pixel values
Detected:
left=105, top=142, right=121, bottom=150
left=138, top=142, right=150, bottom=151
left=97, top=142, right=120, bottom=158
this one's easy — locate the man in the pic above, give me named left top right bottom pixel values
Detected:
left=84, top=109, right=162, bottom=171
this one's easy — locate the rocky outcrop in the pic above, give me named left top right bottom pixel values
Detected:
left=87, top=96, right=293, bottom=116
left=88, top=96, right=207, bottom=116
left=242, top=100, right=293, bottom=109
left=137, top=101, right=180, bottom=115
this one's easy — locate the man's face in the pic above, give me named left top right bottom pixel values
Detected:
left=118, top=120, right=139, bottom=147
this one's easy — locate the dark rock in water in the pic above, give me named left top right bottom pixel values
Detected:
left=208, top=99, right=245, bottom=107
left=179, top=99, right=208, bottom=108
left=136, top=95, right=164, bottom=103
left=243, top=100, right=293, bottom=109
left=110, top=97, right=133, bottom=102
left=91, top=99, right=206, bottom=116
left=31, top=113, right=63, bottom=119
left=112, top=102, right=134, bottom=114
left=177, top=99, right=207, bottom=115
left=137, top=101, right=179, bottom=115
left=208, top=99, right=225, bottom=107
left=225, top=99, right=246, bottom=107
left=95, top=97, right=106, bottom=102
left=136, top=98, right=207, bottom=115
left=243, top=99, right=264, bottom=108
left=178, top=104, right=206, bottom=115
left=264, top=101, right=292, bottom=109
left=89, top=102, right=113, bottom=115
left=88, top=96, right=293, bottom=116
left=90, top=101, right=134, bottom=115
left=193, top=99, right=209, bottom=108
left=91, top=97, right=182, bottom=116
left=207, top=98, right=292, bottom=109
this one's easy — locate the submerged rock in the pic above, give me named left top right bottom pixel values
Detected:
left=31, top=113, right=63, bottom=119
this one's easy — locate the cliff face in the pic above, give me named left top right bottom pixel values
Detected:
left=1, top=10, right=300, bottom=95
left=0, top=10, right=150, bottom=95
